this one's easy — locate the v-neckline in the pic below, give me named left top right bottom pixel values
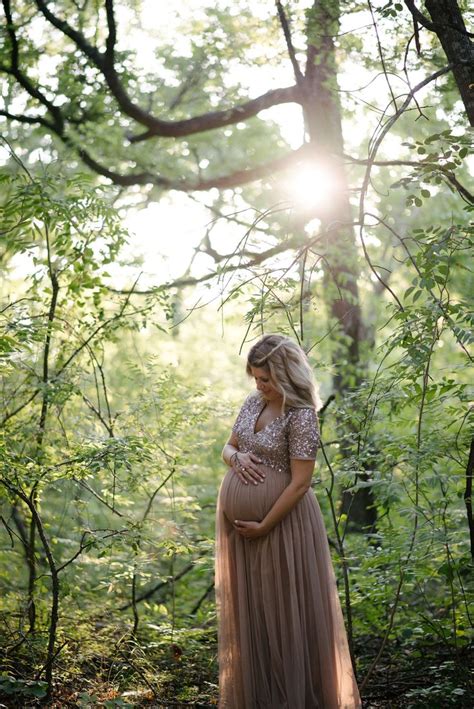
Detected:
left=253, top=398, right=285, bottom=435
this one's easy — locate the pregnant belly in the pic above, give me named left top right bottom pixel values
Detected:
left=218, top=464, right=290, bottom=522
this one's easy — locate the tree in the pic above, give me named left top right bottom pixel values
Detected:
left=1, top=2, right=473, bottom=702
left=0, top=154, right=215, bottom=699
left=2, top=0, right=471, bottom=528
left=404, top=0, right=474, bottom=124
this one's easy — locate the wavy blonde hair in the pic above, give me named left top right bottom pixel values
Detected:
left=246, top=334, right=322, bottom=412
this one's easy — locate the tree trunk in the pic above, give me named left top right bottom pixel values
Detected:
left=303, top=0, right=376, bottom=530
left=425, top=0, right=474, bottom=126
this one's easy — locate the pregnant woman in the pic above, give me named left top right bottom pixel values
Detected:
left=215, top=334, right=361, bottom=708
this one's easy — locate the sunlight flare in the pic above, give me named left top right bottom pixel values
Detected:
left=287, top=163, right=339, bottom=210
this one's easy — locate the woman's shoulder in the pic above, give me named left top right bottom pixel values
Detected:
left=286, top=406, right=319, bottom=457
left=286, top=405, right=318, bottom=425
left=287, top=403, right=317, bottom=414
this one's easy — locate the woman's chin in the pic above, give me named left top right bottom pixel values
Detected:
left=261, top=392, right=279, bottom=402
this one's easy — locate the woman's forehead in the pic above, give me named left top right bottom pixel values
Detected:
left=250, top=366, right=269, bottom=378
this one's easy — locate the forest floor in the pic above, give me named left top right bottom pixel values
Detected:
left=0, top=638, right=472, bottom=707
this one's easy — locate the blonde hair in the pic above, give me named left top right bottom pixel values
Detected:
left=246, top=334, right=322, bottom=412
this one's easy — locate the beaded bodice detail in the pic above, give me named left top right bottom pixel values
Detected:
left=232, top=393, right=319, bottom=475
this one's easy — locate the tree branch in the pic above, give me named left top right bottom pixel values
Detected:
left=1, top=89, right=311, bottom=190
left=275, top=1, right=305, bottom=86
left=127, top=86, right=301, bottom=141
left=107, top=232, right=303, bottom=294
left=344, top=154, right=474, bottom=204
left=33, top=0, right=301, bottom=138
left=1, top=5, right=309, bottom=193
left=33, top=0, right=102, bottom=64
left=424, top=0, right=474, bottom=125
left=464, top=436, right=474, bottom=560
left=403, top=0, right=474, bottom=38
left=2, top=0, right=63, bottom=131
left=359, top=63, right=456, bottom=231
left=119, top=562, right=196, bottom=610
left=0, top=109, right=54, bottom=130
left=68, top=139, right=311, bottom=191
left=104, top=0, right=116, bottom=61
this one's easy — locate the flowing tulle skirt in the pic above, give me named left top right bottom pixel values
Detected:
left=215, top=469, right=362, bottom=708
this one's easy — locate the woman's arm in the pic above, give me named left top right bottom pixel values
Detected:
left=234, top=457, right=315, bottom=539
left=221, top=432, right=239, bottom=466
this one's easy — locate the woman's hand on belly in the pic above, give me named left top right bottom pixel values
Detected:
left=221, top=463, right=287, bottom=524
left=233, top=519, right=269, bottom=540
left=234, top=451, right=266, bottom=485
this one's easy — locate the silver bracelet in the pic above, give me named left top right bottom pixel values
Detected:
left=230, top=451, right=239, bottom=467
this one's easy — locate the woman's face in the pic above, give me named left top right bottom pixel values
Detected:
left=250, top=366, right=282, bottom=402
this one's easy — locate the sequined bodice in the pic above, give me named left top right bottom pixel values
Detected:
left=232, top=393, right=319, bottom=475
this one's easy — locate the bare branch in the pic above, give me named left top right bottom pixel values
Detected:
left=104, top=0, right=116, bottom=60
left=187, top=197, right=274, bottom=236
left=126, top=86, right=301, bottom=141
left=167, top=57, right=206, bottom=112
left=367, top=0, right=398, bottom=110
left=275, top=1, right=305, bottom=85
left=107, top=232, right=303, bottom=294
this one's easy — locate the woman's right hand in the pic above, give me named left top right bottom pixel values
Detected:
left=233, top=452, right=266, bottom=485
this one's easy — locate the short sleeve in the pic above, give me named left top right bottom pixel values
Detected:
left=287, top=407, right=319, bottom=459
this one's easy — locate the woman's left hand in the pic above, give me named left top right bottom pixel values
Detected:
left=233, top=520, right=268, bottom=539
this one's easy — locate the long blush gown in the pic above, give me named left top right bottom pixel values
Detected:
left=215, top=392, right=361, bottom=708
